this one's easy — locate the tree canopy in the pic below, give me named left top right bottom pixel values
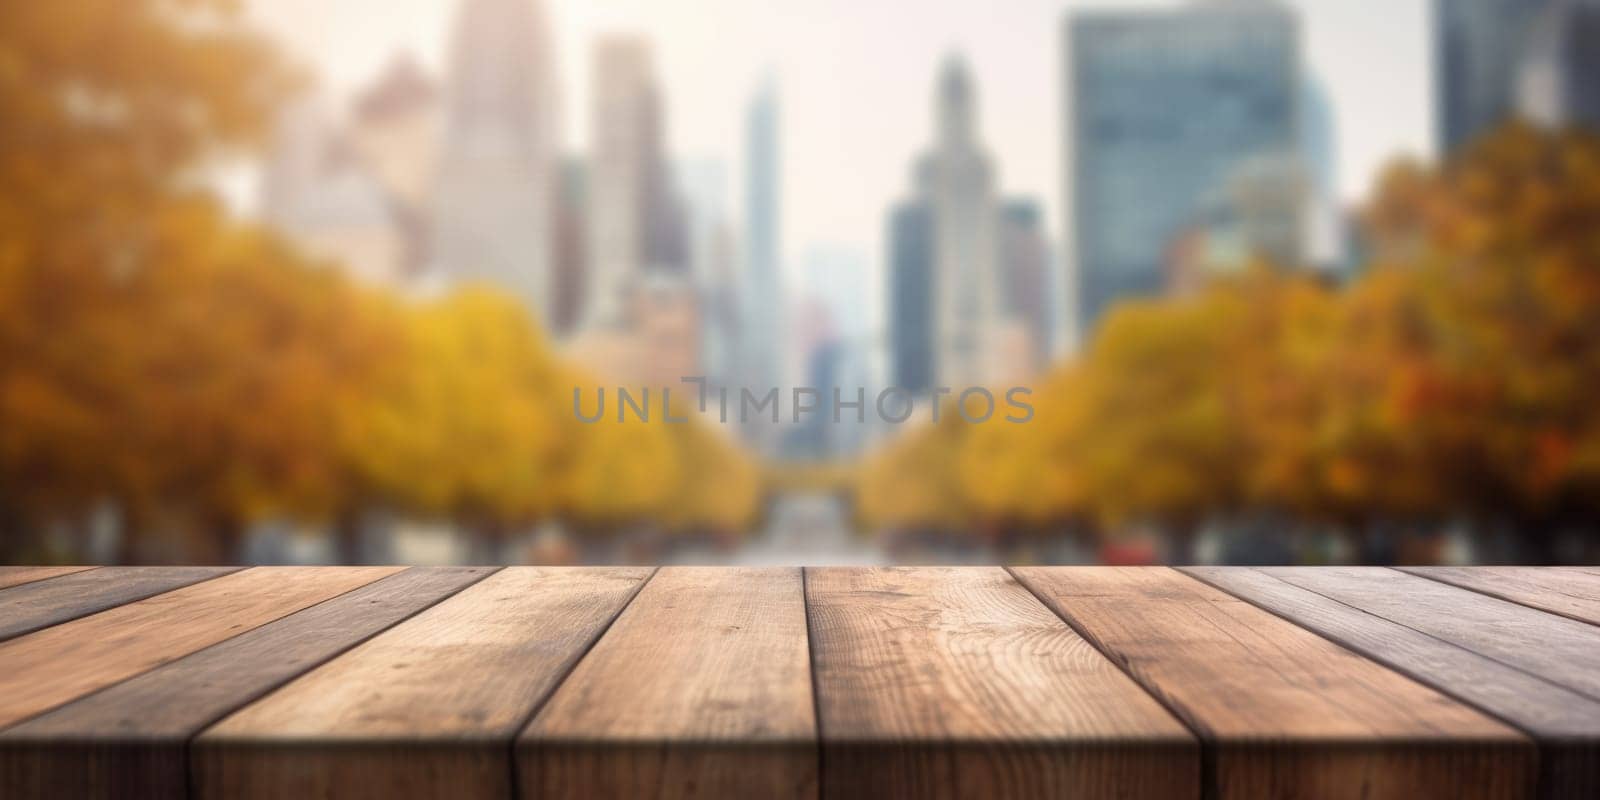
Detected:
left=861, top=125, right=1600, bottom=560
left=0, top=0, right=761, bottom=562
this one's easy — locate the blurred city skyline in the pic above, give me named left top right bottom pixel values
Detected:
left=242, top=0, right=1433, bottom=274
left=246, top=0, right=1596, bottom=463
left=6, top=0, right=1596, bottom=567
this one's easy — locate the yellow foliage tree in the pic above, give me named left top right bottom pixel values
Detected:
left=1, top=0, right=764, bottom=563
left=1, top=0, right=300, bottom=560
left=861, top=126, right=1600, bottom=563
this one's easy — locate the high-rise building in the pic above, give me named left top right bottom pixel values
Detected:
left=888, top=56, right=1042, bottom=390
left=997, top=199, right=1049, bottom=375
left=698, top=226, right=742, bottom=388
left=887, top=201, right=935, bottom=394
left=923, top=56, right=1001, bottom=387
left=551, top=156, right=588, bottom=337
left=1065, top=0, right=1299, bottom=336
left=801, top=245, right=871, bottom=342
left=743, top=78, right=783, bottom=400
left=585, top=37, right=653, bottom=329
left=626, top=273, right=702, bottom=388
left=349, top=56, right=442, bottom=220
left=640, top=82, right=689, bottom=276
left=675, top=158, right=741, bottom=385
left=1165, top=151, right=1311, bottom=293
left=676, top=158, right=729, bottom=284
left=432, top=0, right=561, bottom=324
left=583, top=37, right=687, bottom=331
left=262, top=97, right=408, bottom=287
left=1298, top=76, right=1344, bottom=272
left=1435, top=0, right=1554, bottom=154
left=348, top=55, right=442, bottom=280
left=1515, top=0, right=1600, bottom=131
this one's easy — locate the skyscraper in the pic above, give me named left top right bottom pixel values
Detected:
left=675, top=158, right=741, bottom=386
left=889, top=56, right=1041, bottom=390
left=887, top=201, right=934, bottom=394
left=1299, top=76, right=1344, bottom=271
left=801, top=245, right=871, bottom=342
left=924, top=56, right=1001, bottom=387
left=432, top=0, right=561, bottom=324
left=1515, top=0, right=1600, bottom=132
left=997, top=199, right=1050, bottom=375
left=1435, top=0, right=1554, bottom=155
left=551, top=156, right=588, bottom=337
left=584, top=37, right=656, bottom=329
left=1065, top=0, right=1299, bottom=336
left=262, top=97, right=408, bottom=287
left=676, top=158, right=729, bottom=284
left=349, top=54, right=442, bottom=280
left=743, top=78, right=783, bottom=400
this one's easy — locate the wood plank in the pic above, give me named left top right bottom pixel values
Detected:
left=0, top=566, right=239, bottom=642
left=194, top=566, right=653, bottom=800
left=1188, top=566, right=1600, bottom=799
left=0, top=567, right=96, bottom=591
left=1398, top=566, right=1600, bottom=626
left=520, top=567, right=815, bottom=800
left=0, top=567, right=493, bottom=800
left=1013, top=567, right=1534, bottom=800
left=1261, top=567, right=1600, bottom=702
left=805, top=567, right=1196, bottom=800
left=0, top=567, right=399, bottom=730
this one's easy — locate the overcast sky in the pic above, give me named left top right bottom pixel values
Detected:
left=247, top=0, right=1433, bottom=273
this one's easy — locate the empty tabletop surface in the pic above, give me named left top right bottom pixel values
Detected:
left=2, top=565, right=1594, bottom=799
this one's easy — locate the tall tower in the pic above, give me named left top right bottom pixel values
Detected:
left=887, top=200, right=935, bottom=394
left=1066, top=0, right=1298, bottom=336
left=924, top=56, right=999, bottom=387
left=432, top=0, right=560, bottom=324
left=582, top=37, right=684, bottom=330
left=743, top=78, right=783, bottom=397
left=1435, top=0, right=1554, bottom=156
left=1299, top=76, right=1344, bottom=271
left=888, top=56, right=1026, bottom=392
left=1515, top=0, right=1600, bottom=132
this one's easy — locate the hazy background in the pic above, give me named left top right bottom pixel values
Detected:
left=242, top=0, right=1431, bottom=270
left=2, top=0, right=1597, bottom=568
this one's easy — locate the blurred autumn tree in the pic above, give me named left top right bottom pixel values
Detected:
left=858, top=403, right=970, bottom=536
left=1350, top=126, right=1600, bottom=557
left=0, top=0, right=303, bottom=559
left=0, top=0, right=759, bottom=563
left=861, top=124, right=1600, bottom=563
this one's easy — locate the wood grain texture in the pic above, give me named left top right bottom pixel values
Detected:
left=806, top=567, right=1196, bottom=800
left=0, top=567, right=398, bottom=731
left=0, top=566, right=239, bottom=642
left=194, top=566, right=652, bottom=800
left=0, top=567, right=493, bottom=800
left=1013, top=567, right=1534, bottom=800
left=1399, top=566, right=1600, bottom=626
left=0, top=567, right=95, bottom=591
left=1261, top=567, right=1600, bottom=702
left=1187, top=566, right=1600, bottom=799
left=520, top=567, right=816, bottom=800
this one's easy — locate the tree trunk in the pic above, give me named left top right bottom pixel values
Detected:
left=116, top=504, right=145, bottom=566
left=333, top=508, right=365, bottom=565
left=0, top=505, right=38, bottom=563
left=203, top=509, right=246, bottom=565
left=1167, top=520, right=1199, bottom=565
left=1516, top=517, right=1560, bottom=565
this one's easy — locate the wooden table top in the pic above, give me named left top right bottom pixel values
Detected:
left=0, top=566, right=1596, bottom=799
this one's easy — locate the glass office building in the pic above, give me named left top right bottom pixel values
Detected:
left=1065, top=0, right=1299, bottom=336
